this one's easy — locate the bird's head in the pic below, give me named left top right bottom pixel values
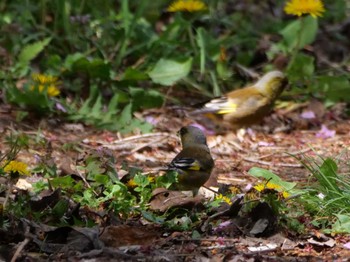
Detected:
left=255, top=71, right=288, bottom=98
left=179, top=126, right=208, bottom=148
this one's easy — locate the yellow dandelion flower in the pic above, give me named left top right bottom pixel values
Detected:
left=126, top=179, right=137, bottom=188
left=284, top=0, right=325, bottom=18
left=215, top=194, right=232, bottom=205
left=253, top=183, right=265, bottom=192
left=32, top=73, right=58, bottom=85
left=30, top=73, right=60, bottom=97
left=265, top=182, right=281, bottom=191
left=282, top=191, right=291, bottom=199
left=254, top=182, right=282, bottom=192
left=3, top=160, right=30, bottom=176
left=167, top=0, right=207, bottom=12
left=47, top=85, right=60, bottom=97
left=38, top=85, right=45, bottom=92
left=147, top=176, right=155, bottom=183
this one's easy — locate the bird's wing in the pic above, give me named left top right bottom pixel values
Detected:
left=193, top=87, right=259, bottom=114
left=201, top=96, right=238, bottom=114
left=202, top=87, right=266, bottom=114
left=169, top=157, right=201, bottom=171
left=225, top=93, right=270, bottom=119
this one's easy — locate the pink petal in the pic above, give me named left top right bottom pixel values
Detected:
left=315, top=125, right=335, bottom=139
left=300, top=111, right=316, bottom=119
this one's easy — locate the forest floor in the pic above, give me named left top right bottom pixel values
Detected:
left=2, top=102, right=350, bottom=261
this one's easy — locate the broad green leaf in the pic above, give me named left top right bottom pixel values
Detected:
left=248, top=167, right=297, bottom=191
left=50, top=175, right=75, bottom=189
left=287, top=53, right=315, bottom=81
left=86, top=160, right=104, bottom=177
left=148, top=58, right=193, bottom=86
left=129, top=87, right=164, bottom=110
left=314, top=76, right=350, bottom=103
left=52, top=199, right=69, bottom=218
left=72, top=58, right=111, bottom=79
left=280, top=16, right=318, bottom=51
left=94, top=174, right=109, bottom=185
left=122, top=68, right=149, bottom=81
left=118, top=103, right=133, bottom=126
left=18, top=37, right=51, bottom=65
left=88, top=59, right=111, bottom=79
left=331, top=214, right=350, bottom=233
left=63, top=53, right=85, bottom=70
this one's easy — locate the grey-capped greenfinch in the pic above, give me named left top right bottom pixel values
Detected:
left=169, top=126, right=214, bottom=196
left=192, top=71, right=288, bottom=129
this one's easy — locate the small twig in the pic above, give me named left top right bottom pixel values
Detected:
left=3, top=180, right=13, bottom=209
left=202, top=185, right=219, bottom=195
left=200, top=244, right=236, bottom=250
left=11, top=226, right=31, bottom=262
left=242, top=157, right=303, bottom=168
left=111, top=133, right=178, bottom=144
left=257, top=147, right=312, bottom=160
left=257, top=152, right=280, bottom=160
left=130, top=136, right=169, bottom=154
left=287, top=147, right=312, bottom=156
left=75, top=167, right=99, bottom=196
left=227, top=140, right=244, bottom=152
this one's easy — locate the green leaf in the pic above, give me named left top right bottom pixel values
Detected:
left=195, top=27, right=221, bottom=61
left=141, top=210, right=165, bottom=223
left=280, top=16, right=318, bottom=51
left=18, top=37, right=52, bottom=65
left=94, top=174, right=109, bottom=185
left=72, top=58, right=111, bottom=79
left=148, top=58, right=193, bottom=86
left=67, top=86, right=152, bottom=133
left=196, top=27, right=206, bottom=75
left=314, top=75, right=350, bottom=103
left=216, top=61, right=232, bottom=80
left=50, top=175, right=75, bottom=189
left=88, top=59, right=111, bottom=79
left=156, top=171, right=178, bottom=189
left=317, top=158, right=342, bottom=196
left=122, top=68, right=149, bottom=81
left=63, top=53, right=85, bottom=70
left=52, top=199, right=69, bottom=218
left=118, top=103, right=133, bottom=126
left=86, top=160, right=104, bottom=179
left=129, top=87, right=164, bottom=110
left=287, top=53, right=315, bottom=81
left=331, top=214, right=350, bottom=233
left=248, top=167, right=297, bottom=191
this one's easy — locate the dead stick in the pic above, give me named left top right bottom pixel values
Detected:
left=11, top=226, right=30, bottom=262
left=243, top=158, right=303, bottom=167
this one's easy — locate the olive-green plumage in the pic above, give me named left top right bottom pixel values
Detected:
left=169, top=126, right=214, bottom=196
left=194, top=71, right=288, bottom=129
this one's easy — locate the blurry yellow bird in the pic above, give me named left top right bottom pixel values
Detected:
left=192, top=71, right=288, bottom=130
left=168, top=126, right=214, bottom=196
